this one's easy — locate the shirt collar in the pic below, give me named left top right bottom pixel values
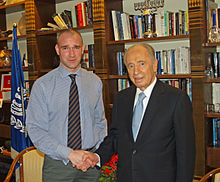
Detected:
left=58, top=64, right=82, bottom=78
left=136, top=77, right=157, bottom=98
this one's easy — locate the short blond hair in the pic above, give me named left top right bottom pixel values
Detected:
left=56, top=29, right=83, bottom=45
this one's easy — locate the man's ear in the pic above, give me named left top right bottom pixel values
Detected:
left=81, top=44, right=85, bottom=54
left=55, top=44, right=60, bottom=56
left=153, top=59, right=158, bottom=73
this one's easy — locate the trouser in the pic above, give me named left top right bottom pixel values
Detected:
left=43, top=155, right=100, bottom=182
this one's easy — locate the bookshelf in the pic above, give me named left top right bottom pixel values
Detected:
left=0, top=0, right=218, bottom=178
left=186, top=0, right=220, bottom=177
left=103, top=0, right=191, bottom=122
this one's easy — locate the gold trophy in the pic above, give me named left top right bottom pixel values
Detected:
left=134, top=0, right=164, bottom=38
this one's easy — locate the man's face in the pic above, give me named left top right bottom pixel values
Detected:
left=55, top=32, right=85, bottom=73
left=126, top=46, right=158, bottom=91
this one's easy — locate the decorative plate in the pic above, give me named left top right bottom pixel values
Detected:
left=0, top=0, right=6, bottom=6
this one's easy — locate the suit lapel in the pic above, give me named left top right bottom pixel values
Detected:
left=136, top=80, right=165, bottom=142
left=125, top=85, right=136, bottom=143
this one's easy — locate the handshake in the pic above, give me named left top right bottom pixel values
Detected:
left=67, top=149, right=100, bottom=172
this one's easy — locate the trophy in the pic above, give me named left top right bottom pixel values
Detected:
left=134, top=0, right=164, bottom=38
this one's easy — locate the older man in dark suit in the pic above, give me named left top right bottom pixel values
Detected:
left=81, top=43, right=195, bottom=182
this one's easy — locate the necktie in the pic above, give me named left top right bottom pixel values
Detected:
left=132, top=92, right=146, bottom=141
left=67, top=74, right=81, bottom=150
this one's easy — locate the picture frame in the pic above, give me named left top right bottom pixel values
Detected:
left=1, top=73, right=11, bottom=91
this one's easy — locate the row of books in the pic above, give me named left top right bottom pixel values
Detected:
left=117, top=77, right=192, bottom=100
left=156, top=47, right=191, bottom=75
left=118, top=79, right=130, bottom=91
left=49, top=0, right=93, bottom=29
left=81, top=44, right=95, bottom=69
left=116, top=47, right=190, bottom=76
left=116, top=51, right=127, bottom=76
left=161, top=78, right=192, bottom=99
left=111, top=9, right=189, bottom=41
left=212, top=118, right=220, bottom=147
left=156, top=10, right=189, bottom=37
left=207, top=52, right=220, bottom=78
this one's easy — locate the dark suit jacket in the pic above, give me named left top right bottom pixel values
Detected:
left=96, top=80, right=195, bottom=182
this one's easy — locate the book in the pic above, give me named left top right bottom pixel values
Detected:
left=75, top=5, right=79, bottom=26
left=71, top=6, right=78, bottom=27
left=121, top=12, right=130, bottom=40
left=81, top=2, right=87, bottom=26
left=61, top=12, right=71, bottom=28
left=212, top=83, right=220, bottom=106
left=185, top=10, right=189, bottom=35
left=87, top=0, right=93, bottom=25
left=58, top=13, right=68, bottom=28
left=88, top=44, right=95, bottom=67
left=64, top=10, right=73, bottom=27
left=111, top=10, right=120, bottom=41
left=77, top=3, right=84, bottom=27
left=129, top=15, right=135, bottom=39
left=116, top=11, right=124, bottom=40
left=52, top=13, right=68, bottom=29
left=47, top=22, right=60, bottom=29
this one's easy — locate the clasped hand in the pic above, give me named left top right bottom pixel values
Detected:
left=68, top=150, right=99, bottom=172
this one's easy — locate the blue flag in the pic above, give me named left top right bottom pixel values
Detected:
left=10, top=25, right=31, bottom=156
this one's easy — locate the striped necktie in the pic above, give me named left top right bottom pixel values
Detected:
left=67, top=74, right=81, bottom=150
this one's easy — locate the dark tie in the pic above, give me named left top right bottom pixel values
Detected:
left=67, top=74, right=81, bottom=150
left=132, top=92, right=146, bottom=141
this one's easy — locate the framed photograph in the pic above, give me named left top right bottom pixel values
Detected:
left=1, top=73, right=11, bottom=91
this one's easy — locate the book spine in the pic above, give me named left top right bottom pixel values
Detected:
left=71, top=6, right=78, bottom=27
left=61, top=12, right=71, bottom=28
left=185, top=10, right=189, bottom=35
left=77, top=3, right=84, bottom=27
left=121, top=12, right=130, bottom=40
left=47, top=22, right=60, bottom=29
left=116, top=11, right=124, bottom=40
left=63, top=10, right=73, bottom=28
left=81, top=2, right=87, bottom=26
left=111, top=10, right=120, bottom=41
left=58, top=13, right=68, bottom=29
left=52, top=13, right=66, bottom=29
left=87, top=0, right=93, bottom=25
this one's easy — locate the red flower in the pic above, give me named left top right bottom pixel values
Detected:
left=99, top=154, right=118, bottom=182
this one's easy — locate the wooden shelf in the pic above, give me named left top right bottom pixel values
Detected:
left=203, top=42, right=220, bottom=47
left=0, top=1, right=25, bottom=10
left=0, top=67, right=28, bottom=72
left=108, top=74, right=191, bottom=79
left=205, top=113, right=220, bottom=118
left=107, top=34, right=190, bottom=45
left=0, top=34, right=27, bottom=41
left=109, top=75, right=128, bottom=79
left=36, top=26, right=93, bottom=36
left=0, top=123, right=11, bottom=139
left=157, top=74, right=191, bottom=79
left=204, top=78, right=220, bottom=83
left=207, top=147, right=220, bottom=168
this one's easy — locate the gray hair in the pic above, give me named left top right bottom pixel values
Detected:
left=124, top=43, right=155, bottom=65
